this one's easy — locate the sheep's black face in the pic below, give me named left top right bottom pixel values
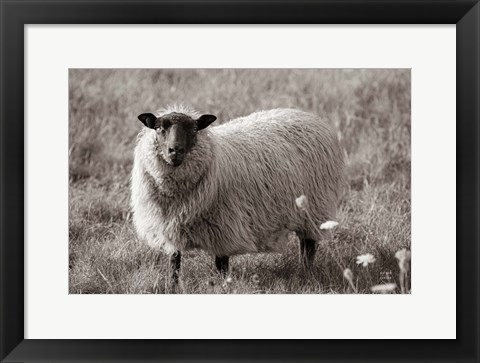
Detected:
left=137, top=112, right=217, bottom=167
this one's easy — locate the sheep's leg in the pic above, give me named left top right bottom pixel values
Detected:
left=215, top=255, right=229, bottom=276
left=299, top=238, right=316, bottom=272
left=170, top=251, right=181, bottom=283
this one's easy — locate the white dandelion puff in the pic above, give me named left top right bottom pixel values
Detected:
left=370, top=283, right=397, bottom=294
left=395, top=248, right=411, bottom=262
left=343, top=268, right=353, bottom=281
left=356, top=253, right=376, bottom=267
left=343, top=268, right=357, bottom=293
left=295, top=195, right=308, bottom=211
left=395, top=248, right=411, bottom=273
left=320, top=220, right=339, bottom=230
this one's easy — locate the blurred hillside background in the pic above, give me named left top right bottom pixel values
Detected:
left=69, top=69, right=411, bottom=294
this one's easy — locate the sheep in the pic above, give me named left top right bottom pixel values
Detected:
left=130, top=105, right=345, bottom=282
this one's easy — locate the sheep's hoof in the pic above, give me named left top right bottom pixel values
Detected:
left=299, top=238, right=316, bottom=273
left=170, top=251, right=181, bottom=283
left=215, top=255, right=229, bottom=276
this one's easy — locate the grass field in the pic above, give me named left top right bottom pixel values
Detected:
left=69, top=69, right=411, bottom=294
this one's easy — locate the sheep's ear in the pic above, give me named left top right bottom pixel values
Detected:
left=137, top=113, right=157, bottom=129
left=197, top=114, right=217, bottom=130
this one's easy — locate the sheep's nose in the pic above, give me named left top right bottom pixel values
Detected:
left=168, top=146, right=185, bottom=157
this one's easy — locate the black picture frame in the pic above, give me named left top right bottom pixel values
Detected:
left=1, top=1, right=479, bottom=362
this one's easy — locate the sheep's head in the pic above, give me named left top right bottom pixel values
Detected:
left=137, top=111, right=217, bottom=167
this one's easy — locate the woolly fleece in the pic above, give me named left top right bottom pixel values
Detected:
left=130, top=108, right=345, bottom=257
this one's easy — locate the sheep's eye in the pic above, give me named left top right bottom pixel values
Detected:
left=161, top=121, right=172, bottom=130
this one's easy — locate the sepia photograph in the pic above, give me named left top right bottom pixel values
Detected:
left=69, top=68, right=411, bottom=294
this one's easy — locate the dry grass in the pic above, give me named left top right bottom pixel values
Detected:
left=69, top=69, right=411, bottom=294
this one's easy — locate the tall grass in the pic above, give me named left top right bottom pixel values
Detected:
left=69, top=69, right=411, bottom=294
